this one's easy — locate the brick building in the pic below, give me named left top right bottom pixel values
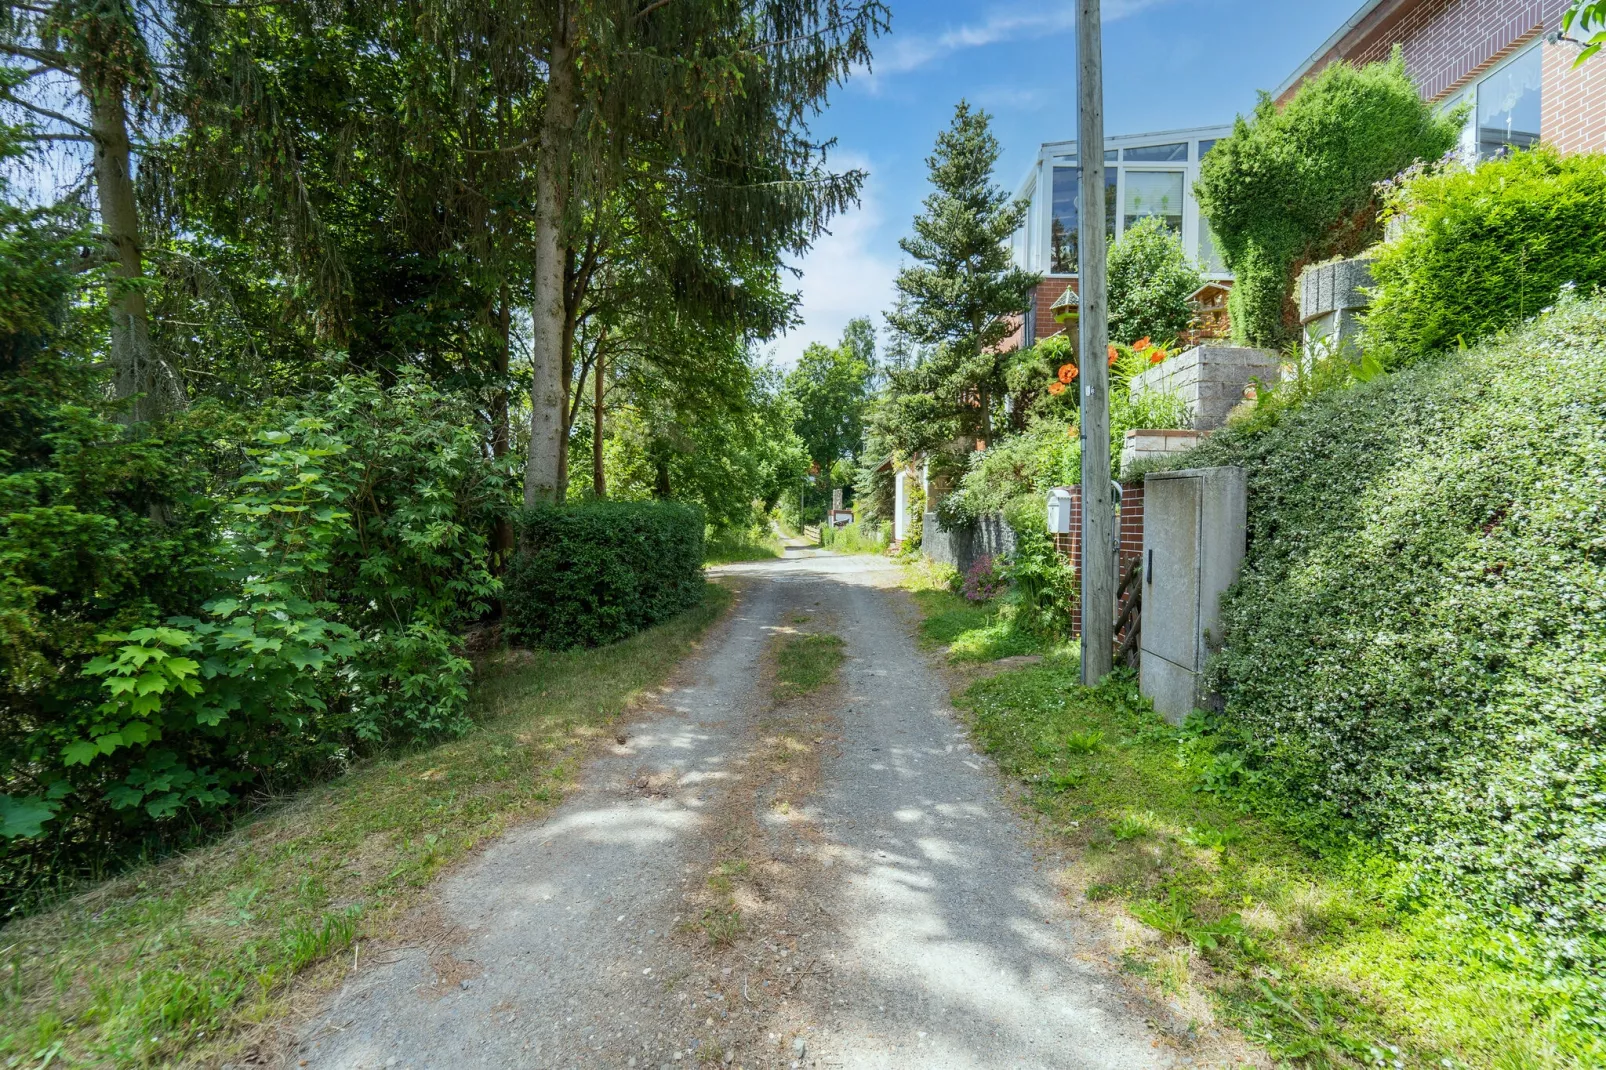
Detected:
left=1006, top=0, right=1606, bottom=354
left=1277, top=0, right=1606, bottom=157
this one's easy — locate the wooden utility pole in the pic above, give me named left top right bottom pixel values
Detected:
left=1077, top=0, right=1115, bottom=684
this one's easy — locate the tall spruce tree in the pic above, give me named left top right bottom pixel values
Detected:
left=881, top=101, right=1037, bottom=454
left=521, top=0, right=887, bottom=505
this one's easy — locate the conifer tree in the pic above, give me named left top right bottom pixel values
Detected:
left=881, top=101, right=1037, bottom=454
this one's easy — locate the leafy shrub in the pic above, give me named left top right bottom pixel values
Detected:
left=999, top=498, right=1077, bottom=637
left=1178, top=293, right=1606, bottom=1023
left=1194, top=50, right=1462, bottom=349
left=939, top=419, right=1079, bottom=527
left=1364, top=148, right=1606, bottom=367
left=505, top=500, right=705, bottom=650
left=961, top=555, right=1006, bottom=602
left=1107, top=216, right=1204, bottom=347
left=1, top=366, right=509, bottom=911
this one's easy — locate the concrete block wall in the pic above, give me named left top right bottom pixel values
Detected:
left=924, top=511, right=1018, bottom=576
left=1121, top=429, right=1209, bottom=475
left=1128, top=345, right=1281, bottom=432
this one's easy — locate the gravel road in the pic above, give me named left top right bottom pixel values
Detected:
left=291, top=546, right=1215, bottom=1070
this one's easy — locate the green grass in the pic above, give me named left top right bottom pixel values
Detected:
left=956, top=658, right=1602, bottom=1069
left=0, top=584, right=734, bottom=1068
left=909, top=589, right=1061, bottom=663
left=820, top=520, right=888, bottom=556
left=704, top=529, right=783, bottom=564
left=772, top=631, right=845, bottom=701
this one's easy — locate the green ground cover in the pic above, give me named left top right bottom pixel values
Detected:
left=0, top=586, right=732, bottom=1068
left=704, top=529, right=784, bottom=565
left=953, top=657, right=1598, bottom=1069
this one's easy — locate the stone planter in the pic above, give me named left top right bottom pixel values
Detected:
left=1298, top=256, right=1374, bottom=356
left=1127, top=344, right=1280, bottom=431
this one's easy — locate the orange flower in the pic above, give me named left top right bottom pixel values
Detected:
left=1048, top=381, right=1066, bottom=396
left=1133, top=336, right=1152, bottom=351
left=1106, top=344, right=1119, bottom=362
left=1149, top=350, right=1165, bottom=364
left=1057, top=363, right=1079, bottom=384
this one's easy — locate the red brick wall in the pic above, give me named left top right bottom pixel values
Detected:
left=1543, top=38, right=1606, bottom=154
left=1280, top=0, right=1569, bottom=104
left=1030, top=279, right=1077, bottom=348
left=1050, top=481, right=1144, bottom=639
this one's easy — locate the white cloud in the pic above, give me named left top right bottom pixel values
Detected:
left=865, top=0, right=1170, bottom=81
left=767, top=157, right=899, bottom=369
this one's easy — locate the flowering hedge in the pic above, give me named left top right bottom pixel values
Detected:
left=1179, top=294, right=1606, bottom=1025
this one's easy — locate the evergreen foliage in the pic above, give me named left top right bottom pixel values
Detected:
left=1194, top=51, right=1461, bottom=349
left=504, top=501, right=706, bottom=651
left=1364, top=148, right=1606, bottom=366
left=1178, top=294, right=1606, bottom=1029
left=878, top=102, right=1039, bottom=455
left=1106, top=216, right=1204, bottom=347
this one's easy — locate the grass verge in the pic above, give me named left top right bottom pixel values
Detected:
left=704, top=529, right=782, bottom=565
left=953, top=657, right=1600, bottom=1069
left=908, top=588, right=1065, bottom=664
left=0, top=583, right=734, bottom=1068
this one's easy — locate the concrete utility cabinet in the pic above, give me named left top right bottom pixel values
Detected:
left=1139, top=466, right=1247, bottom=724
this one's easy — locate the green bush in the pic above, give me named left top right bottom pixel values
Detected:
left=1194, top=50, right=1462, bottom=349
left=505, top=501, right=705, bottom=650
left=1107, top=216, right=1204, bottom=347
left=1178, top=293, right=1606, bottom=1028
left=1364, top=148, right=1606, bottom=366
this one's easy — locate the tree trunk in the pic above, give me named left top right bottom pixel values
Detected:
left=492, top=286, right=515, bottom=564
left=523, top=11, right=575, bottom=506
left=87, top=72, right=171, bottom=423
left=592, top=348, right=606, bottom=497
left=555, top=285, right=577, bottom=500
left=492, top=285, right=511, bottom=458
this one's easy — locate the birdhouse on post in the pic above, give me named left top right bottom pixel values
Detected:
left=1050, top=285, right=1080, bottom=327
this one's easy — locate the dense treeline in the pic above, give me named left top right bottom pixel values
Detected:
left=0, top=0, right=886, bottom=912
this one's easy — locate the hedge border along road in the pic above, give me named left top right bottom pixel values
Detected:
left=0, top=584, right=732, bottom=1068
left=504, top=500, right=706, bottom=650
left=1175, top=291, right=1606, bottom=1052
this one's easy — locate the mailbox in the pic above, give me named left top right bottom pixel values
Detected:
left=1046, top=488, right=1074, bottom=534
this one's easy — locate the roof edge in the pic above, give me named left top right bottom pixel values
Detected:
left=1273, top=0, right=1391, bottom=101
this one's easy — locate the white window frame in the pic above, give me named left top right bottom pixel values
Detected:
left=1441, top=39, right=1545, bottom=164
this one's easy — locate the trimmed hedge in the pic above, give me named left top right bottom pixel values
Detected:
left=1179, top=294, right=1606, bottom=1024
left=1364, top=147, right=1606, bottom=367
left=505, top=501, right=706, bottom=650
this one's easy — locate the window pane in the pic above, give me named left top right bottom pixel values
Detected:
left=1477, top=46, right=1542, bottom=159
left=1050, top=166, right=1119, bottom=274
left=1124, top=142, right=1188, bottom=162
left=1123, top=170, right=1184, bottom=235
left=1197, top=138, right=1217, bottom=157
left=1105, top=149, right=1118, bottom=162
left=1198, top=216, right=1228, bottom=274
left=1051, top=166, right=1079, bottom=274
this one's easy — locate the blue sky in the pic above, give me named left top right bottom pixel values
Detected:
left=767, top=0, right=1362, bottom=366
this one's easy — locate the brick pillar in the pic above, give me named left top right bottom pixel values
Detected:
left=1050, top=481, right=1143, bottom=641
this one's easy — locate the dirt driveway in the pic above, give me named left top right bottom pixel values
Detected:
left=291, top=548, right=1215, bottom=1069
